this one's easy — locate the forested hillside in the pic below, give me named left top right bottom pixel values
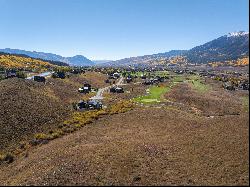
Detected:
left=186, top=31, right=249, bottom=64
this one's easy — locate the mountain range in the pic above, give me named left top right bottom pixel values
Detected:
left=92, top=60, right=113, bottom=64
left=104, top=50, right=188, bottom=66
left=0, top=48, right=94, bottom=67
left=105, top=31, right=249, bottom=66
left=0, top=31, right=249, bottom=67
left=185, top=31, right=249, bottom=64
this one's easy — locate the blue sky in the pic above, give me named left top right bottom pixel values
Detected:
left=0, top=0, right=248, bottom=60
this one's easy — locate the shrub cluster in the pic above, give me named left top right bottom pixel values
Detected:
left=109, top=100, right=134, bottom=114
left=64, top=110, right=108, bottom=128
left=0, top=153, right=14, bottom=164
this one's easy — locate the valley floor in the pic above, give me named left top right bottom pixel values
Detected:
left=0, top=73, right=249, bottom=186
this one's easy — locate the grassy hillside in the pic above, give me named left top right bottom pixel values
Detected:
left=0, top=54, right=58, bottom=71
left=0, top=74, right=248, bottom=185
left=0, top=71, right=109, bottom=153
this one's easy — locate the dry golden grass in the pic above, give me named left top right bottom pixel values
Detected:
left=109, top=100, right=134, bottom=114
left=0, top=103, right=247, bottom=185
left=0, top=54, right=56, bottom=70
left=0, top=71, right=248, bottom=185
left=10, top=100, right=134, bottom=160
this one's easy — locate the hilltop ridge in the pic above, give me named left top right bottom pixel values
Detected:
left=0, top=49, right=94, bottom=67
left=104, top=31, right=249, bottom=67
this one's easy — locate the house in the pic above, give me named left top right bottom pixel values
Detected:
left=52, top=71, right=66, bottom=79
left=115, top=87, right=124, bottom=93
left=77, top=100, right=87, bottom=109
left=57, top=72, right=66, bottom=79
left=126, top=76, right=133, bottom=83
left=86, top=100, right=103, bottom=110
left=189, top=71, right=196, bottom=75
left=143, top=79, right=153, bottom=85
left=34, top=76, right=46, bottom=83
left=223, top=81, right=235, bottom=91
left=78, top=83, right=91, bottom=93
left=141, top=74, right=147, bottom=79
left=110, top=87, right=116, bottom=93
left=153, top=76, right=165, bottom=83
left=239, top=81, right=249, bottom=90
left=153, top=77, right=160, bottom=83
left=174, top=70, right=184, bottom=74
left=5, top=70, right=17, bottom=79
left=105, top=79, right=110, bottom=83
left=108, top=75, right=115, bottom=79
left=76, top=100, right=102, bottom=110
left=158, top=76, right=165, bottom=82
left=113, top=72, right=120, bottom=79
left=71, top=69, right=85, bottom=74
left=110, top=86, right=124, bottom=93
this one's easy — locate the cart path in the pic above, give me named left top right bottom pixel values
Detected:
left=90, top=76, right=124, bottom=100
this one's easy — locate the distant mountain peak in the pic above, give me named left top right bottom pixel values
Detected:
left=0, top=48, right=94, bottom=66
left=226, top=31, right=249, bottom=37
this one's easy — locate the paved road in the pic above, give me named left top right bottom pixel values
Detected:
left=90, top=76, right=124, bottom=100
left=26, top=71, right=53, bottom=80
